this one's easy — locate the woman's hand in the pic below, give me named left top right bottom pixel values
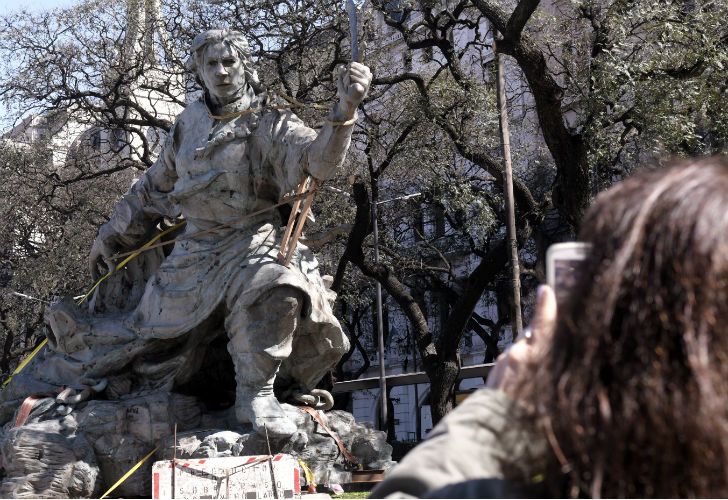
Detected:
left=486, top=285, right=557, bottom=395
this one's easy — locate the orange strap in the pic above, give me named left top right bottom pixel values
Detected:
left=14, top=395, right=42, bottom=427
left=282, top=179, right=320, bottom=267
left=299, top=406, right=358, bottom=466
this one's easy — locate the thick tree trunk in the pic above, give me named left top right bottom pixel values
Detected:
left=386, top=386, right=397, bottom=441
left=427, top=358, right=460, bottom=424
left=0, top=308, right=12, bottom=374
left=504, top=39, right=590, bottom=226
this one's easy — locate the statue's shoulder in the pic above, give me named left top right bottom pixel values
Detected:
left=177, top=100, right=208, bottom=123
left=252, top=94, right=285, bottom=132
left=163, top=101, right=208, bottom=144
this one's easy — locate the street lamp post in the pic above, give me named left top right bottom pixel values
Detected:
left=371, top=199, right=388, bottom=432
left=371, top=191, right=422, bottom=433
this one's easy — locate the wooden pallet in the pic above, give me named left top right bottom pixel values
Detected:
left=345, top=469, right=386, bottom=492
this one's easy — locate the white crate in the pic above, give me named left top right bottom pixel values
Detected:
left=151, top=454, right=301, bottom=499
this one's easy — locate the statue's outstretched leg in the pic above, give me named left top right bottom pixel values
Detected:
left=225, top=286, right=303, bottom=439
left=45, top=298, right=137, bottom=354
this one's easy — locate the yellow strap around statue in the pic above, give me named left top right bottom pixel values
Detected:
left=77, top=182, right=317, bottom=307
left=297, top=458, right=316, bottom=487
left=1, top=338, right=48, bottom=388
left=100, top=446, right=158, bottom=499
left=2, top=224, right=183, bottom=389
left=77, top=222, right=186, bottom=306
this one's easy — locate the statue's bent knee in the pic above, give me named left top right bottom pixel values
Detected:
left=226, top=286, right=305, bottom=354
left=248, top=286, right=305, bottom=325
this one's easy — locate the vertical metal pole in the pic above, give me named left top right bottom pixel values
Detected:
left=172, top=423, right=177, bottom=499
left=410, top=326, right=422, bottom=441
left=495, top=35, right=523, bottom=337
left=264, top=424, right=279, bottom=500
left=372, top=201, right=388, bottom=432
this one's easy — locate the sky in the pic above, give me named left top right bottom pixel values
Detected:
left=0, top=0, right=82, bottom=130
left=0, top=0, right=80, bottom=16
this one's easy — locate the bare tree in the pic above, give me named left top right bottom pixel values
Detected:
left=1, top=0, right=726, bottom=427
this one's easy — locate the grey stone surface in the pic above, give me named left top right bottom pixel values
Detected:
left=0, top=392, right=393, bottom=497
left=0, top=418, right=100, bottom=498
left=156, top=405, right=395, bottom=486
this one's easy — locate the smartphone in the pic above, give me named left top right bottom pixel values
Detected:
left=546, top=242, right=591, bottom=303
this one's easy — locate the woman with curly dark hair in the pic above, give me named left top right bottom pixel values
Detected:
left=372, top=156, right=728, bottom=498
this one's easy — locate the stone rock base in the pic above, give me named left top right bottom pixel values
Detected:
left=0, top=392, right=394, bottom=498
left=157, top=407, right=395, bottom=487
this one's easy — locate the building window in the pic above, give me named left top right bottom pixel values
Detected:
left=110, top=128, right=127, bottom=153
left=35, top=127, right=49, bottom=141
left=384, top=0, right=405, bottom=22
left=90, top=130, right=101, bottom=150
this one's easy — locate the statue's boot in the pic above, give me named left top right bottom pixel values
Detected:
left=226, top=286, right=304, bottom=440
left=233, top=352, right=298, bottom=439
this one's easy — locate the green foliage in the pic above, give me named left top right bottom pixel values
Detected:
left=426, top=171, right=500, bottom=247
left=544, top=0, right=728, bottom=189
left=338, top=491, right=370, bottom=498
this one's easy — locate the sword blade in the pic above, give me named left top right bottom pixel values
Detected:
left=346, top=0, right=359, bottom=62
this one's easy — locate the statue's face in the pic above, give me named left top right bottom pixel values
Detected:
left=199, top=41, right=246, bottom=102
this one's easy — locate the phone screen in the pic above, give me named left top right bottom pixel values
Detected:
left=547, top=243, right=591, bottom=304
left=552, top=258, right=585, bottom=304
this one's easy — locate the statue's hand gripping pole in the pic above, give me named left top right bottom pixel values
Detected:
left=277, top=0, right=361, bottom=268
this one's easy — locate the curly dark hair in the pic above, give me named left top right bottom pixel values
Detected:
left=520, top=156, right=728, bottom=498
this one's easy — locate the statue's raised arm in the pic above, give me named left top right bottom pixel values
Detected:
left=303, top=60, right=371, bottom=180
